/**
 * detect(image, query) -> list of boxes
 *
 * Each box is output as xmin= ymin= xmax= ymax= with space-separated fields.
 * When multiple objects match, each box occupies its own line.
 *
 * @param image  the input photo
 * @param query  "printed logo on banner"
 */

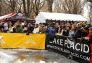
xmin=45 ymin=35 xmax=90 ymax=62
xmin=46 ymin=36 xmax=64 ymax=52
xmin=65 ymin=38 xmax=90 ymax=61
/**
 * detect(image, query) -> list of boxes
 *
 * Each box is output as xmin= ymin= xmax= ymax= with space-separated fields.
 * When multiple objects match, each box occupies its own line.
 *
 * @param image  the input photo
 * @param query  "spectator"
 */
xmin=26 ymin=23 xmax=34 ymax=35
xmin=0 ymin=22 xmax=3 ymax=32
xmin=55 ymin=23 xmax=60 ymax=33
xmin=81 ymin=26 xmax=89 ymax=37
xmin=69 ymin=25 xmax=75 ymax=37
xmin=62 ymin=26 xmax=69 ymax=36
xmin=46 ymin=24 xmax=56 ymax=40
xmin=8 ymin=21 xmax=13 ymax=33
xmin=39 ymin=24 xmax=47 ymax=33
xmin=3 ymin=22 xmax=9 ymax=32
xmin=84 ymin=27 xmax=92 ymax=63
xmin=84 ymin=27 xmax=92 ymax=40
xmin=74 ymin=26 xmax=82 ymax=38
xmin=57 ymin=25 xmax=65 ymax=36
xmin=33 ymin=24 xmax=39 ymax=33
xmin=16 ymin=25 xmax=23 ymax=33
xmin=42 ymin=25 xmax=47 ymax=33
xmin=23 ymin=26 xmax=27 ymax=33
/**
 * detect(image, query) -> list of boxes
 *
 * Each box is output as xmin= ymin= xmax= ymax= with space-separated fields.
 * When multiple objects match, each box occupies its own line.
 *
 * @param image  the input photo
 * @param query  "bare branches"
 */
xmin=62 ymin=0 xmax=81 ymax=14
xmin=32 ymin=0 xmax=46 ymax=16
xmin=0 ymin=0 xmax=83 ymax=18
xmin=46 ymin=0 xmax=54 ymax=12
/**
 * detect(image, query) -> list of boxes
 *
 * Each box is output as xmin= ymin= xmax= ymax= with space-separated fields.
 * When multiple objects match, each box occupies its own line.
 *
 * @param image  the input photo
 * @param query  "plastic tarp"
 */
xmin=0 ymin=13 xmax=16 ymax=20
xmin=35 ymin=12 xmax=88 ymax=23
xmin=9 ymin=13 xmax=31 ymax=20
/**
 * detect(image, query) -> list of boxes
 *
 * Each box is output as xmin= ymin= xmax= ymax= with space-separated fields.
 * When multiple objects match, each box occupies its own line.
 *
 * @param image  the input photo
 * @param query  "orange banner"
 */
xmin=0 ymin=33 xmax=46 ymax=49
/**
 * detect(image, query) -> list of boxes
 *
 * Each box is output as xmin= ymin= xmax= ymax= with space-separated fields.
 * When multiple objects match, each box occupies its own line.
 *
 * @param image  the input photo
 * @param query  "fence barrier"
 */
xmin=0 ymin=33 xmax=46 ymax=49
xmin=45 ymin=35 xmax=90 ymax=62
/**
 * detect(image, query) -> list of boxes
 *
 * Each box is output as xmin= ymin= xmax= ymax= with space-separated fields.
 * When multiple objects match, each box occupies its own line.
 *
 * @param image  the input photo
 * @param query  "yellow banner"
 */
xmin=0 ymin=33 xmax=46 ymax=49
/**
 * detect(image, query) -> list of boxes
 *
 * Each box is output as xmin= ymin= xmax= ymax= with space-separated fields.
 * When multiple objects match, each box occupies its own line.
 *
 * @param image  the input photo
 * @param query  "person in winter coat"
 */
xmin=88 ymin=27 xmax=92 ymax=63
xmin=46 ymin=25 xmax=56 ymax=41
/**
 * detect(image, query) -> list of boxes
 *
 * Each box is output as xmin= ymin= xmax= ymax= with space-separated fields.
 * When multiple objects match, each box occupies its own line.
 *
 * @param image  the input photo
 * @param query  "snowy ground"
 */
xmin=0 ymin=49 xmax=78 ymax=63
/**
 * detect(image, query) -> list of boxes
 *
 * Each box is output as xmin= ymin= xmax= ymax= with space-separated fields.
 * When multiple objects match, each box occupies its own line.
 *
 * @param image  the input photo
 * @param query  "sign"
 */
xmin=0 ymin=33 xmax=46 ymax=49
xmin=45 ymin=35 xmax=90 ymax=62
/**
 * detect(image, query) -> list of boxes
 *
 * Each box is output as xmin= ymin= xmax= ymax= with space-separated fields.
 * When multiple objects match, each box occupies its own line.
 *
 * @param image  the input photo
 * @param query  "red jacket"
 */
xmin=86 ymin=34 xmax=92 ymax=63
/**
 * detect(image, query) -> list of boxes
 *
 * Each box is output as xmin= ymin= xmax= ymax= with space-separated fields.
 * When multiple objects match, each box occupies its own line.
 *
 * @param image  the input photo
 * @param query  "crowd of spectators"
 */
xmin=41 ymin=21 xmax=91 ymax=38
xmin=0 ymin=20 xmax=92 ymax=38
xmin=0 ymin=20 xmax=34 ymax=33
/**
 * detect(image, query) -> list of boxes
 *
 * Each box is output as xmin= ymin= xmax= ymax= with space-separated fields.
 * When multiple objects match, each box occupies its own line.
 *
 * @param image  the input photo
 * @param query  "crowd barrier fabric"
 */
xmin=45 ymin=35 xmax=90 ymax=62
xmin=0 ymin=33 xmax=90 ymax=62
xmin=0 ymin=33 xmax=46 ymax=49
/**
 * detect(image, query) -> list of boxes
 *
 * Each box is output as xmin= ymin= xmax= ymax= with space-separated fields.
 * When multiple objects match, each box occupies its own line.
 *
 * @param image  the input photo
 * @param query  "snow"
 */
xmin=0 ymin=51 xmax=17 ymax=63
xmin=0 ymin=49 xmax=78 ymax=63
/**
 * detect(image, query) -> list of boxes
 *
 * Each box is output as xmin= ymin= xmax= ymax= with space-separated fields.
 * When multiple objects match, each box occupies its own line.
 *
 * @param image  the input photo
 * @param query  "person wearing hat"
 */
xmin=81 ymin=26 xmax=89 ymax=37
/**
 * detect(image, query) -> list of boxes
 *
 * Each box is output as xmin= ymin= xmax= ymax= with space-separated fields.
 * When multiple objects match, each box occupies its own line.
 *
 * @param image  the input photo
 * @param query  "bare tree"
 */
xmin=0 ymin=0 xmax=2 ymax=16
xmin=86 ymin=0 xmax=92 ymax=24
xmin=9 ymin=0 xmax=16 ymax=12
xmin=3 ymin=0 xmax=17 ymax=12
xmin=22 ymin=0 xmax=45 ymax=17
xmin=26 ymin=0 xmax=31 ymax=17
xmin=46 ymin=0 xmax=53 ymax=12
xmin=0 ymin=0 xmax=11 ymax=14
xmin=14 ymin=0 xmax=22 ymax=12
xmin=62 ymin=0 xmax=82 ymax=14
xmin=22 ymin=0 xmax=27 ymax=16
xmin=32 ymin=0 xmax=45 ymax=16
xmin=52 ymin=0 xmax=62 ymax=12
xmin=0 ymin=0 xmax=46 ymax=18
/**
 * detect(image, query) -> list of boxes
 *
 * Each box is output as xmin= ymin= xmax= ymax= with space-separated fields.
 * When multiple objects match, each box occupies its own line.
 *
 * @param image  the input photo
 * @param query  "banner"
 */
xmin=0 ymin=33 xmax=46 ymax=49
xmin=45 ymin=35 xmax=90 ymax=62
